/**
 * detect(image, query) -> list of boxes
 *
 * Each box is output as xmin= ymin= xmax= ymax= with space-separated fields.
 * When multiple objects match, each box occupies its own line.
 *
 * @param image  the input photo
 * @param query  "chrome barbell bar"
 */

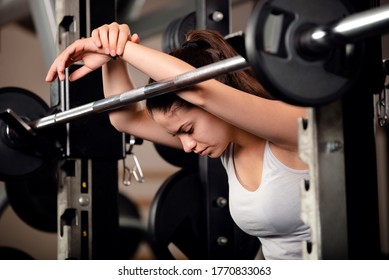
xmin=30 ymin=56 xmax=249 ymax=130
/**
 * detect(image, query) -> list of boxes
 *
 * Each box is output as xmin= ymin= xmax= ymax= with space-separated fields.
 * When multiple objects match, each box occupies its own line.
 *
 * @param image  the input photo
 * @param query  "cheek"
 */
xmin=197 ymin=116 xmax=230 ymax=142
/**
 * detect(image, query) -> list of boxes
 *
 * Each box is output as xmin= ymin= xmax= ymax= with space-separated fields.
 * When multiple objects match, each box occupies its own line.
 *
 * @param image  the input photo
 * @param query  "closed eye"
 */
xmin=169 ymin=123 xmax=193 ymax=137
xmin=183 ymin=127 xmax=193 ymax=134
xmin=168 ymin=128 xmax=192 ymax=137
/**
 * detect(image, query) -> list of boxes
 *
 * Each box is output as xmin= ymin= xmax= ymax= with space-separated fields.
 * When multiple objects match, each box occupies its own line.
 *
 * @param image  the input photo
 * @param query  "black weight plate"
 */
xmin=148 ymin=168 xmax=207 ymax=259
xmin=149 ymin=168 xmax=260 ymax=260
xmin=117 ymin=193 xmax=146 ymax=259
xmin=162 ymin=12 xmax=196 ymax=53
xmin=0 ymin=87 xmax=50 ymax=180
xmin=154 ymin=143 xmax=198 ymax=168
xmin=246 ymin=0 xmax=364 ymax=106
xmin=162 ymin=17 xmax=181 ymax=53
xmin=5 ymin=159 xmax=59 ymax=232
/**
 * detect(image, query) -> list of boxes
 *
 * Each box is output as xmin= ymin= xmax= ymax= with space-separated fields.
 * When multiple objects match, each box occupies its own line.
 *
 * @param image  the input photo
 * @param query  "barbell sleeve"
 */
xmin=30 ymin=55 xmax=249 ymax=130
xmin=299 ymin=4 xmax=389 ymax=56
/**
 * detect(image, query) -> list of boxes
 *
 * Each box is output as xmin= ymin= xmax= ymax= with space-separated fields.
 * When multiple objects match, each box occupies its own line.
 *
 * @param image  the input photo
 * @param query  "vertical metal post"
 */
xmin=299 ymin=101 xmax=349 ymax=259
xmin=196 ymin=0 xmax=260 ymax=259
xmin=54 ymin=0 xmax=123 ymax=259
xmin=196 ymin=0 xmax=232 ymax=260
xmin=58 ymin=159 xmax=93 ymax=259
xmin=55 ymin=0 xmax=85 ymax=260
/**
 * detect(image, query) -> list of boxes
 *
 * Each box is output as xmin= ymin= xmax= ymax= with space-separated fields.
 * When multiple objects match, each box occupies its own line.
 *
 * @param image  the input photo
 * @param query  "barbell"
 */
xmin=1 ymin=0 xmax=389 ymax=180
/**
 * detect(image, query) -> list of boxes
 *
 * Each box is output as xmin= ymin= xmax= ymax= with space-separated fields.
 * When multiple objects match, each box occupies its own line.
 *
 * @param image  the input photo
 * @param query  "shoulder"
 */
xmin=268 ymin=142 xmax=308 ymax=170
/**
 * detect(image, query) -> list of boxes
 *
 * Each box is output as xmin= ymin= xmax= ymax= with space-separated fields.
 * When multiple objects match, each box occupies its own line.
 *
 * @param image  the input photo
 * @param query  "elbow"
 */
xmin=179 ymin=85 xmax=207 ymax=108
xmin=108 ymin=112 xmax=128 ymax=133
xmin=107 ymin=105 xmax=145 ymax=134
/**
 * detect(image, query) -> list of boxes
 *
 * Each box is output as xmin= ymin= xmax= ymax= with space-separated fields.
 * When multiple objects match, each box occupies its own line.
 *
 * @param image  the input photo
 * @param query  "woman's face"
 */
xmin=152 ymin=105 xmax=233 ymax=158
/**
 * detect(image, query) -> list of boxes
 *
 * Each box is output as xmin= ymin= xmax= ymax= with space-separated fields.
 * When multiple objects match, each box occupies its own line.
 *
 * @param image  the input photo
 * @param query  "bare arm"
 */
xmin=101 ymin=58 xmax=183 ymax=149
xmin=92 ymin=23 xmax=306 ymax=149
xmin=183 ymin=81 xmax=307 ymax=150
xmin=117 ymin=40 xmax=307 ymax=150
xmin=44 ymin=27 xmax=183 ymax=149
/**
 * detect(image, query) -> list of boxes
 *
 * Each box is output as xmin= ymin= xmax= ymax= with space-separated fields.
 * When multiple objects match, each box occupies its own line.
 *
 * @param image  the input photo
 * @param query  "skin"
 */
xmin=152 ymin=104 xmax=235 ymax=158
xmin=45 ymin=22 xmax=308 ymax=191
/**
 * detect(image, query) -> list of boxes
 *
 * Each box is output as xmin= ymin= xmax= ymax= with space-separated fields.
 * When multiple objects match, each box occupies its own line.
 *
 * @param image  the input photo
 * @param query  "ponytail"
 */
xmin=184 ymin=29 xmax=273 ymax=99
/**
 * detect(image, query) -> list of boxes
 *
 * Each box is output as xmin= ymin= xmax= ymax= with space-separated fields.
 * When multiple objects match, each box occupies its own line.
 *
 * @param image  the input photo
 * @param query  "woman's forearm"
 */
xmin=120 ymin=41 xmax=196 ymax=83
xmin=102 ymin=59 xmax=134 ymax=97
xmin=102 ymin=57 xmax=143 ymax=132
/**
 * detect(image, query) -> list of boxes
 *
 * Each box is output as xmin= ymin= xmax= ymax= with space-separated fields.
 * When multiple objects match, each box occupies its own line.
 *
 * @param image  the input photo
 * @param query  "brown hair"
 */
xmin=146 ymin=29 xmax=272 ymax=115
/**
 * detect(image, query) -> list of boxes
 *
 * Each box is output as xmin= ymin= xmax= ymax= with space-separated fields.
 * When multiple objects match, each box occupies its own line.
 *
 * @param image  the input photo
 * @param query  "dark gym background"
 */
xmin=0 ymin=0 xmax=388 ymax=259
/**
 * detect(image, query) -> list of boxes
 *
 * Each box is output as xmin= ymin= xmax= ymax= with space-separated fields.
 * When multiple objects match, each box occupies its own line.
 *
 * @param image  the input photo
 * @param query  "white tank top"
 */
xmin=221 ymin=141 xmax=311 ymax=260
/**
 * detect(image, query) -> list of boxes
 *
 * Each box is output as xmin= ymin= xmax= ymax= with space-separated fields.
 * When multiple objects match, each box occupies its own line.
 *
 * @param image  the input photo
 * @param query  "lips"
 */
xmin=199 ymin=148 xmax=208 ymax=157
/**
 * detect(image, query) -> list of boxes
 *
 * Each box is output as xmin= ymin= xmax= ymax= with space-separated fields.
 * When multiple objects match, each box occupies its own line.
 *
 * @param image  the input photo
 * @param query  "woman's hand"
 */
xmin=45 ymin=37 xmax=111 ymax=82
xmin=91 ymin=22 xmax=140 ymax=57
xmin=45 ymin=22 xmax=139 ymax=83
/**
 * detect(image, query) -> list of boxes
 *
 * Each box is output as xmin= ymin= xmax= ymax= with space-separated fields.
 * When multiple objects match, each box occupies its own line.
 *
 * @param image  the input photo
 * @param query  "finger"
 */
xmin=98 ymin=24 xmax=110 ymax=55
xmin=68 ymin=66 xmax=93 ymax=82
xmin=108 ymin=23 xmax=120 ymax=57
xmin=56 ymin=44 xmax=81 ymax=80
xmin=56 ymin=57 xmax=70 ymax=81
xmin=91 ymin=28 xmax=102 ymax=48
xmin=45 ymin=55 xmax=63 ymax=82
xmin=45 ymin=61 xmax=59 ymax=82
xmin=117 ymin=25 xmax=130 ymax=55
xmin=131 ymin=33 xmax=141 ymax=44
xmin=50 ymin=55 xmax=69 ymax=81
xmin=46 ymin=47 xmax=73 ymax=82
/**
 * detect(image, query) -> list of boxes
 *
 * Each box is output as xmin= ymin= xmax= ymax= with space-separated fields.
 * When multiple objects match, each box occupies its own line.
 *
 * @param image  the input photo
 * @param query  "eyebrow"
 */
xmin=169 ymin=123 xmax=188 ymax=136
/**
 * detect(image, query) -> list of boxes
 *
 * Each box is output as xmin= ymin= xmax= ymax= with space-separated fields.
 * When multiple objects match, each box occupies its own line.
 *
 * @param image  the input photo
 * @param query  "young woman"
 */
xmin=45 ymin=23 xmax=311 ymax=259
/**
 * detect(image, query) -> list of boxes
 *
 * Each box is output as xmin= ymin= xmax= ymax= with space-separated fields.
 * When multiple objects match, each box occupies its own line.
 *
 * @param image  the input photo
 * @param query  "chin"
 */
xmin=208 ymin=151 xmax=221 ymax=158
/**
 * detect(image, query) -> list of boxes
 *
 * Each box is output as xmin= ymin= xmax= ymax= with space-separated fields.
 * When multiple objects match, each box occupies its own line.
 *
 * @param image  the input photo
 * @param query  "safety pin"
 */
xmin=122 ymin=155 xmax=144 ymax=186
xmin=122 ymin=159 xmax=132 ymax=187
xmin=122 ymin=135 xmax=145 ymax=186
xmin=130 ymin=153 xmax=144 ymax=183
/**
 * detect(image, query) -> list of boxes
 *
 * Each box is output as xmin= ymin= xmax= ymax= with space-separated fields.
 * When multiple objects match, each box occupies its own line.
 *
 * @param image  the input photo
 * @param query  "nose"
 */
xmin=180 ymin=135 xmax=196 ymax=153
